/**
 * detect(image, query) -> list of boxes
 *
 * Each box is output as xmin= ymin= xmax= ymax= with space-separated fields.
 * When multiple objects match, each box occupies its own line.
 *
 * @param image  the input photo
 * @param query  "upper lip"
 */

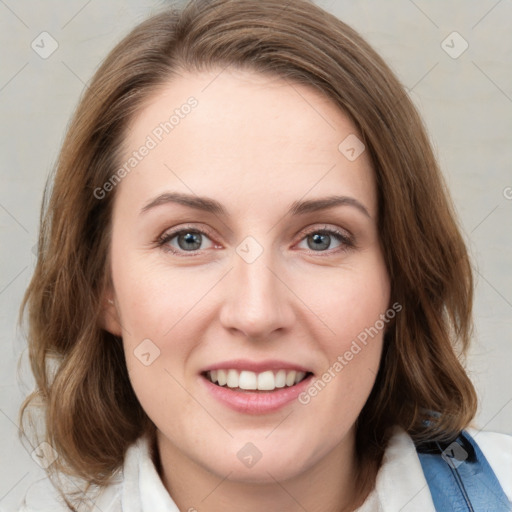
xmin=201 ymin=359 xmax=313 ymax=374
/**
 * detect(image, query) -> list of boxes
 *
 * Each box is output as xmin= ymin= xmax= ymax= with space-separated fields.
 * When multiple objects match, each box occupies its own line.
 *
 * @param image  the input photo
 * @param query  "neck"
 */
xmin=154 ymin=428 xmax=375 ymax=512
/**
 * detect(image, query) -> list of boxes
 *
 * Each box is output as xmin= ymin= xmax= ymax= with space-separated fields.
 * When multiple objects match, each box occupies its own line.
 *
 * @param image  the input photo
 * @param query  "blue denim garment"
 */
xmin=417 ymin=430 xmax=511 ymax=511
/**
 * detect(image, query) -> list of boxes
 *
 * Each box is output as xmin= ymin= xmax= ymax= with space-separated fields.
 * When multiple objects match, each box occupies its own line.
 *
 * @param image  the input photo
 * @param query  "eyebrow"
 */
xmin=140 ymin=192 xmax=371 ymax=219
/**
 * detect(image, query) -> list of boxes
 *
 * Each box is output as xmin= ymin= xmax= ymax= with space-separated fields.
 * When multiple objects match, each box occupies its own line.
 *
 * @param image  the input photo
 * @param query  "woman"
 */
xmin=18 ymin=0 xmax=512 ymax=510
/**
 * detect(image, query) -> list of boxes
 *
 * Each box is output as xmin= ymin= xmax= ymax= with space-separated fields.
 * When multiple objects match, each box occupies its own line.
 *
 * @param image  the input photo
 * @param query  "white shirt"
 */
xmin=18 ymin=427 xmax=512 ymax=512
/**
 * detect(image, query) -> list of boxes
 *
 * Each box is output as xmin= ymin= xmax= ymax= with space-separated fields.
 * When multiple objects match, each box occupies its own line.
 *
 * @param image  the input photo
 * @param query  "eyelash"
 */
xmin=156 ymin=224 xmax=355 ymax=257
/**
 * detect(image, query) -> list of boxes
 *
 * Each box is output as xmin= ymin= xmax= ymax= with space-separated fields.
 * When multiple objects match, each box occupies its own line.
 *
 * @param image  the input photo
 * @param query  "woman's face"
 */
xmin=105 ymin=69 xmax=390 ymax=483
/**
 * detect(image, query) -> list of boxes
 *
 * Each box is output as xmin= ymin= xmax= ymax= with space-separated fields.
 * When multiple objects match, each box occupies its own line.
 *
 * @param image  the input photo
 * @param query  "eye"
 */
xmin=156 ymin=225 xmax=353 ymax=256
xmin=296 ymin=227 xmax=353 ymax=253
xmin=158 ymin=227 xmax=217 ymax=254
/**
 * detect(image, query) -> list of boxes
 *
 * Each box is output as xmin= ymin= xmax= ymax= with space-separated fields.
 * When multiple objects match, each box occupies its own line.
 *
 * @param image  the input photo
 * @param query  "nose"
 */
xmin=218 ymin=247 xmax=296 ymax=341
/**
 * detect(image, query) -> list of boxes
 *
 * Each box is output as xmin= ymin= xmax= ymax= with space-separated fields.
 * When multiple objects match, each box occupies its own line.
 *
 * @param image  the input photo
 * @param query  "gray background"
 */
xmin=1 ymin=0 xmax=511 ymax=509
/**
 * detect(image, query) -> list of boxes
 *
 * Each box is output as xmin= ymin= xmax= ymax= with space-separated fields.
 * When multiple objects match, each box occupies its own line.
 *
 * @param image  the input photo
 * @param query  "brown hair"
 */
xmin=19 ymin=0 xmax=477 ymax=505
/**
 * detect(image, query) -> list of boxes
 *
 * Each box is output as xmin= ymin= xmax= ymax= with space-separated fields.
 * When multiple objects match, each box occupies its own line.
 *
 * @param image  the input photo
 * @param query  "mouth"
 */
xmin=199 ymin=362 xmax=315 ymax=414
xmin=202 ymin=368 xmax=313 ymax=392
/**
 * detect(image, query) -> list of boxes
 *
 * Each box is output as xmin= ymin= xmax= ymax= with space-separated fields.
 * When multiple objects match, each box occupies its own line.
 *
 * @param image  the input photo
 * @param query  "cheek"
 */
xmin=300 ymin=257 xmax=390 ymax=351
xmin=295 ymin=257 xmax=390 ymax=406
xmin=112 ymin=253 xmax=211 ymax=342
xmin=112 ymin=254 xmax=216 ymax=412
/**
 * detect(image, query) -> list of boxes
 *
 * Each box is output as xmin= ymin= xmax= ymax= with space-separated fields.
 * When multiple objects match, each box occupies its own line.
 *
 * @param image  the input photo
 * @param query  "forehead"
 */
xmin=116 ymin=68 xmax=376 ymax=218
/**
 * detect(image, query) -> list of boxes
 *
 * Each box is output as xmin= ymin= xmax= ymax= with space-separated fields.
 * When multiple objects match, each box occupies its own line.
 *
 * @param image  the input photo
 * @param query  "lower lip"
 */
xmin=200 ymin=373 xmax=314 ymax=414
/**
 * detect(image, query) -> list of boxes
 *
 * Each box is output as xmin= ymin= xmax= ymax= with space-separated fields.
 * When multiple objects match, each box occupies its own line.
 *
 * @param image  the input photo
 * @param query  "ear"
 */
xmin=99 ymin=291 xmax=123 ymax=337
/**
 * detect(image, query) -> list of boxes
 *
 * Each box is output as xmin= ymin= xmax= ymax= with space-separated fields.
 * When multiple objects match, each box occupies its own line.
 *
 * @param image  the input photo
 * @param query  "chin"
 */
xmin=197 ymin=437 xmax=317 ymax=484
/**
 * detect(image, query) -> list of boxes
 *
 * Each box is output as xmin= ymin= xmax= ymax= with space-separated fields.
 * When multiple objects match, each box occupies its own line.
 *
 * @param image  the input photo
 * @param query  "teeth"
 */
xmin=217 ymin=369 xmax=227 ymax=386
xmin=285 ymin=370 xmax=296 ymax=386
xmin=275 ymin=370 xmax=286 ymax=388
xmin=206 ymin=369 xmax=309 ymax=391
xmin=227 ymin=369 xmax=238 ymax=388
xmin=239 ymin=370 xmax=257 ymax=390
xmin=257 ymin=371 xmax=275 ymax=391
xmin=295 ymin=371 xmax=306 ymax=384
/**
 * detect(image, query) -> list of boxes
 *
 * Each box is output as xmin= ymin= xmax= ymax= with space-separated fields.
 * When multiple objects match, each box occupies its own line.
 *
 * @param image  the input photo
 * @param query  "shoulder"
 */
xmin=370 ymin=426 xmax=437 ymax=511
xmin=369 ymin=426 xmax=512 ymax=511
xmin=17 ymin=434 xmax=156 ymax=512
xmin=466 ymin=427 xmax=512 ymax=503
xmin=17 ymin=476 xmax=69 ymax=512
xmin=17 ymin=468 xmax=123 ymax=512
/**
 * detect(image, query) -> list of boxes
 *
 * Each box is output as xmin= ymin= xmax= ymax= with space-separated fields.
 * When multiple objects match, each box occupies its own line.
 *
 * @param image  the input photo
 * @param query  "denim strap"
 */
xmin=416 ymin=430 xmax=511 ymax=511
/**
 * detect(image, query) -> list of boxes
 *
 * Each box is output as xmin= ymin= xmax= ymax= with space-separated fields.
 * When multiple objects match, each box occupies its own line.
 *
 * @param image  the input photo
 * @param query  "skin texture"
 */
xmin=103 ymin=69 xmax=390 ymax=512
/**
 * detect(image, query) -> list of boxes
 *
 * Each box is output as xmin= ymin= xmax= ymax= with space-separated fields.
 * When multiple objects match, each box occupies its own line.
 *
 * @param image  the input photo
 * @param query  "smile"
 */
xmin=204 ymin=369 xmax=310 ymax=391
xmin=200 ymin=361 xmax=315 ymax=414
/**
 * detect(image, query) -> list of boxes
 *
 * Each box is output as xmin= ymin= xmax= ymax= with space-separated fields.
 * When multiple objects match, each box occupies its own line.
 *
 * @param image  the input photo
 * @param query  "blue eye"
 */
xmin=176 ymin=232 xmax=203 ymax=251
xmin=160 ymin=229 xmax=215 ymax=253
xmin=157 ymin=225 xmax=353 ymax=256
xmin=307 ymin=232 xmax=334 ymax=251
xmin=297 ymin=229 xmax=352 ymax=252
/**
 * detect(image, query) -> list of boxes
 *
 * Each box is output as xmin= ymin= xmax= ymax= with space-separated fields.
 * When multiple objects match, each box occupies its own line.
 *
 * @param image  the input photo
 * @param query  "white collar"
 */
xmin=21 ymin=426 xmax=512 ymax=511
xmin=360 ymin=425 xmax=436 ymax=511
xmin=91 ymin=426 xmax=436 ymax=512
